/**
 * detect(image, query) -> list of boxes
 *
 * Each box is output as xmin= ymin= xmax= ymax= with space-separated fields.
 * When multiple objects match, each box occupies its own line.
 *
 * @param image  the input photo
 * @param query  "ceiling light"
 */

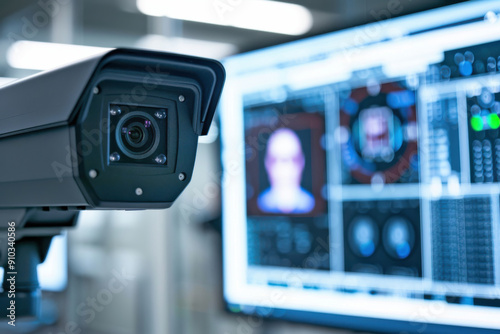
xmin=136 ymin=0 xmax=313 ymax=36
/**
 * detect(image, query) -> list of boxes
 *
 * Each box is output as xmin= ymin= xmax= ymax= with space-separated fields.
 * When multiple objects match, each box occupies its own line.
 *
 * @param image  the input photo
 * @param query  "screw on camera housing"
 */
xmin=89 ymin=169 xmax=98 ymax=179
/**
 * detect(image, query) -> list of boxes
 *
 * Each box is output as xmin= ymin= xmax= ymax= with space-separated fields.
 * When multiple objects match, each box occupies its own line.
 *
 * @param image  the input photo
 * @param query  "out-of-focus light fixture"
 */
xmin=6 ymin=41 xmax=111 ymax=71
xmin=136 ymin=34 xmax=237 ymax=59
xmin=136 ymin=0 xmax=313 ymax=36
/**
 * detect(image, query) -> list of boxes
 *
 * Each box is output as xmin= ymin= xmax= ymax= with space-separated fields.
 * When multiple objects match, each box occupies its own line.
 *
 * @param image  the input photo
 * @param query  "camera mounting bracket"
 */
xmin=0 ymin=209 xmax=79 ymax=321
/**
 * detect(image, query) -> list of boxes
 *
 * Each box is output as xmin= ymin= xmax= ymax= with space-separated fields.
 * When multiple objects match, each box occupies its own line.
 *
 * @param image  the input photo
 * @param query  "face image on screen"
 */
xmin=258 ymin=128 xmax=315 ymax=214
xmin=243 ymin=99 xmax=329 ymax=269
xmin=220 ymin=3 xmax=500 ymax=334
xmin=244 ymin=105 xmax=326 ymax=217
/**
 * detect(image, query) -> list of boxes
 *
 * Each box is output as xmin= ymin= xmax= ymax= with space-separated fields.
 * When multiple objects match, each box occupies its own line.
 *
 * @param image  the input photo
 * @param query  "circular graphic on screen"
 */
xmin=348 ymin=216 xmax=379 ymax=258
xmin=340 ymin=82 xmax=418 ymax=184
xmin=382 ymin=217 xmax=415 ymax=260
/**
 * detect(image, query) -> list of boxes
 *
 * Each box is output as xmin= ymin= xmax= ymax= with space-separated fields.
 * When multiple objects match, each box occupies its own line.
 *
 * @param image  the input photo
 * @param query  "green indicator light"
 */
xmin=470 ymin=116 xmax=484 ymax=132
xmin=487 ymin=113 xmax=500 ymax=130
xmin=229 ymin=305 xmax=242 ymax=313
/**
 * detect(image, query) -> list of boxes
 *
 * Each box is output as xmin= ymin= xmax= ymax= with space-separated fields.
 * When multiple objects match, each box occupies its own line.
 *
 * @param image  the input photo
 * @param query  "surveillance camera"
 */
xmin=0 ymin=49 xmax=225 ymax=320
xmin=0 ymin=48 xmax=225 ymax=210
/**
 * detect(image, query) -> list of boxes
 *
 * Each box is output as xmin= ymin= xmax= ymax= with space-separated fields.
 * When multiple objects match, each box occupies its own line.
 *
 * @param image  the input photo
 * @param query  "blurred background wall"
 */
xmin=0 ymin=1 xmax=465 ymax=333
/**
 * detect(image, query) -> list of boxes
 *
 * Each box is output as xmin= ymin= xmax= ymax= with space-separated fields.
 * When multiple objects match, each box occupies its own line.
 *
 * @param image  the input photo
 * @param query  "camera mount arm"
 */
xmin=0 ymin=209 xmax=79 ymax=321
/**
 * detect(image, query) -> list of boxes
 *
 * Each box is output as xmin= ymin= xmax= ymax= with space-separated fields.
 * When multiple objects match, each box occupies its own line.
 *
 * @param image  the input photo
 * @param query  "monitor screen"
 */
xmin=220 ymin=2 xmax=500 ymax=333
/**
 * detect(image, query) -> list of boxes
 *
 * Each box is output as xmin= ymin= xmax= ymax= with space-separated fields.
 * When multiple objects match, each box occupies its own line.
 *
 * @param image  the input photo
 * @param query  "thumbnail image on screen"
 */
xmin=340 ymin=81 xmax=419 ymax=185
xmin=244 ymin=93 xmax=329 ymax=270
xmin=245 ymin=98 xmax=326 ymax=216
xmin=221 ymin=2 xmax=500 ymax=334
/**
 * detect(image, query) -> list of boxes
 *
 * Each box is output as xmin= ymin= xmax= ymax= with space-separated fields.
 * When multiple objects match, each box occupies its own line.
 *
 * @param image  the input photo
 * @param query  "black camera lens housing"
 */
xmin=116 ymin=111 xmax=160 ymax=159
xmin=108 ymin=104 xmax=168 ymax=166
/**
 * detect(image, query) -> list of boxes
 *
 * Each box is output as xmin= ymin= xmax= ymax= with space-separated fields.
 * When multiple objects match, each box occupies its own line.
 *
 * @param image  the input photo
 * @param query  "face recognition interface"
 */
xmin=220 ymin=2 xmax=500 ymax=333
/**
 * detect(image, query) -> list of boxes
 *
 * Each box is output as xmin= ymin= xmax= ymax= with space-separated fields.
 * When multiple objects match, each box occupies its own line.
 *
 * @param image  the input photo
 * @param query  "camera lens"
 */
xmin=116 ymin=111 xmax=161 ymax=159
xmin=125 ymin=122 xmax=148 ymax=148
xmin=128 ymin=127 xmax=143 ymax=143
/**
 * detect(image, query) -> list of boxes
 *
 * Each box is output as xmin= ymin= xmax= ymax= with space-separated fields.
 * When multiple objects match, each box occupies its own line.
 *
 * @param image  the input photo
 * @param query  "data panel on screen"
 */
xmin=221 ymin=2 xmax=500 ymax=333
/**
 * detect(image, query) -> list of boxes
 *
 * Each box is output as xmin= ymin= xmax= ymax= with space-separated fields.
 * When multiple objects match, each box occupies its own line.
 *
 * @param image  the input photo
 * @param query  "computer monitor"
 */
xmin=220 ymin=2 xmax=500 ymax=333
